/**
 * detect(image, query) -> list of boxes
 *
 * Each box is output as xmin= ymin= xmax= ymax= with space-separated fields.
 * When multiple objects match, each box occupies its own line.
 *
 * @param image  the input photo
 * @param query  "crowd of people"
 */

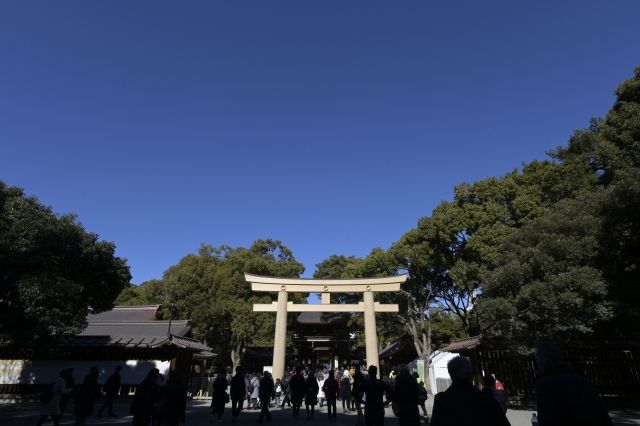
xmin=208 ymin=363 xmax=432 ymax=425
xmin=35 ymin=365 xmax=188 ymax=426
xmin=35 ymin=341 xmax=613 ymax=426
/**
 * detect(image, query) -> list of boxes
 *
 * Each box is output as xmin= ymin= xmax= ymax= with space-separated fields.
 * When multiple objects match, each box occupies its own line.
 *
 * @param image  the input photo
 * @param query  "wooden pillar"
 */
xmin=272 ymin=290 xmax=288 ymax=380
xmin=363 ymin=290 xmax=379 ymax=369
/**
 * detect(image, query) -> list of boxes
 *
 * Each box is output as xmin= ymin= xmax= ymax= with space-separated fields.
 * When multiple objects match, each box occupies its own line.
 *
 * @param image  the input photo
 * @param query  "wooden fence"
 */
xmin=476 ymin=343 xmax=640 ymax=405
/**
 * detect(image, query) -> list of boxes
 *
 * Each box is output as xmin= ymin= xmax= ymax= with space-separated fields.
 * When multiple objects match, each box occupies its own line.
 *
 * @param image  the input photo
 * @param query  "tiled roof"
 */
xmin=88 ymin=305 xmax=161 ymax=322
xmin=296 ymin=312 xmax=345 ymax=325
xmin=73 ymin=305 xmax=211 ymax=353
xmin=441 ymin=335 xmax=482 ymax=352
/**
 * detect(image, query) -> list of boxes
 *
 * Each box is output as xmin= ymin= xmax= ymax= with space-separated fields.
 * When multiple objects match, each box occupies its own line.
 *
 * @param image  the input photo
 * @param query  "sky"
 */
xmin=1 ymin=1 xmax=639 ymax=285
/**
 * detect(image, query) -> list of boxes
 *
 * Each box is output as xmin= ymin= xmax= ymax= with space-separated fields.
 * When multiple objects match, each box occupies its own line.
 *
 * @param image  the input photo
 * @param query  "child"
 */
xmin=275 ymin=378 xmax=282 ymax=406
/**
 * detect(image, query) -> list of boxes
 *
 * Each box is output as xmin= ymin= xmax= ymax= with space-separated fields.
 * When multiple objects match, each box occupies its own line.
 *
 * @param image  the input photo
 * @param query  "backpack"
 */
xmin=417 ymin=382 xmax=428 ymax=403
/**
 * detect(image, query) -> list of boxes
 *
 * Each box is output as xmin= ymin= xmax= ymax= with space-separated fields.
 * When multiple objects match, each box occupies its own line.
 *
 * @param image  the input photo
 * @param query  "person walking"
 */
xmin=36 ymin=370 xmax=71 ymax=426
xmin=290 ymin=367 xmax=306 ymax=417
xmin=274 ymin=378 xmax=282 ymax=406
xmin=340 ymin=370 xmax=352 ymax=413
xmin=211 ymin=371 xmax=229 ymax=422
xmin=481 ymin=374 xmax=507 ymax=414
xmin=258 ymin=371 xmax=275 ymax=423
xmin=430 ymin=356 xmax=510 ymax=426
xmin=352 ymin=369 xmax=365 ymax=426
xmin=412 ymin=372 xmax=429 ymax=420
xmin=392 ymin=365 xmax=420 ymax=426
xmin=305 ymin=371 xmax=320 ymax=419
xmin=73 ymin=366 xmax=100 ymax=426
xmin=322 ymin=370 xmax=339 ymax=420
xmin=156 ymin=375 xmax=187 ymax=426
xmin=360 ymin=366 xmax=393 ymax=426
xmin=230 ymin=367 xmax=246 ymax=423
xmin=97 ymin=365 xmax=121 ymax=418
xmin=280 ymin=372 xmax=292 ymax=408
xmin=249 ymin=374 xmax=260 ymax=410
xmin=59 ymin=368 xmax=75 ymax=418
xmin=130 ymin=368 xmax=162 ymax=426
xmin=317 ymin=373 xmax=326 ymax=408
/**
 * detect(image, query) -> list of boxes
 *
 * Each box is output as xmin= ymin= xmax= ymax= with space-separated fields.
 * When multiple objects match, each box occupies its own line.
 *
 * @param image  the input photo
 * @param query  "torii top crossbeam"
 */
xmin=246 ymin=273 xmax=406 ymax=293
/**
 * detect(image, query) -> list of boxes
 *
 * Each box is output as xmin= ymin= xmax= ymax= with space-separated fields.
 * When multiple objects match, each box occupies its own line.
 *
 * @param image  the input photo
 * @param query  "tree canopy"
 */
xmin=0 ymin=182 xmax=131 ymax=345
xmin=117 ymin=239 xmax=305 ymax=369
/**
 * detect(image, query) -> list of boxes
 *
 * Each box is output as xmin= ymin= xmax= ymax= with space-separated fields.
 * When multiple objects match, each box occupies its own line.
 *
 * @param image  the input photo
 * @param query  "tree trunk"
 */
xmin=230 ymin=340 xmax=244 ymax=373
xmin=423 ymin=313 xmax=432 ymax=394
xmin=408 ymin=315 xmax=432 ymax=394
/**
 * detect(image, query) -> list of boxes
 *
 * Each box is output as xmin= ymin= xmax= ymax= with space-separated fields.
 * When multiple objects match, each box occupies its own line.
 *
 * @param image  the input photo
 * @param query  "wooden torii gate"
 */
xmin=245 ymin=273 xmax=406 ymax=380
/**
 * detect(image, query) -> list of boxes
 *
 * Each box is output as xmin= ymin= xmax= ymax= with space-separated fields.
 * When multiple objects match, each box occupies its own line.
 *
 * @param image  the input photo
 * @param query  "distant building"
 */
xmin=0 ymin=305 xmax=212 ymax=398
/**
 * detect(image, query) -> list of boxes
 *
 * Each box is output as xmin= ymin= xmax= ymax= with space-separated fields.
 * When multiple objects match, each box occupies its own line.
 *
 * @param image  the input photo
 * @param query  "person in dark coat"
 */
xmin=360 ymin=365 xmax=393 ymax=426
xmin=289 ymin=367 xmax=306 ymax=417
xmin=130 ymin=368 xmax=161 ymax=426
xmin=257 ymin=371 xmax=275 ymax=423
xmin=412 ymin=372 xmax=429 ymax=419
xmin=352 ymin=369 xmax=365 ymax=426
xmin=322 ymin=370 xmax=339 ymax=420
xmin=304 ymin=371 xmax=320 ymax=419
xmin=59 ymin=368 xmax=75 ymax=418
xmin=230 ymin=366 xmax=246 ymax=423
xmin=73 ymin=366 xmax=100 ymax=426
xmin=97 ymin=365 xmax=122 ymax=418
xmin=156 ymin=375 xmax=187 ymax=426
xmin=392 ymin=365 xmax=420 ymax=426
xmin=535 ymin=342 xmax=612 ymax=426
xmin=211 ymin=372 xmax=229 ymax=421
xmin=339 ymin=370 xmax=352 ymax=413
xmin=430 ymin=356 xmax=510 ymax=426
xmin=280 ymin=372 xmax=292 ymax=408
xmin=481 ymin=374 xmax=507 ymax=414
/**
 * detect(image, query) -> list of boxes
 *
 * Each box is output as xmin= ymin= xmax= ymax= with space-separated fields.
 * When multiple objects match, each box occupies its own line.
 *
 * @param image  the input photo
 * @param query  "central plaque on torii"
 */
xmin=245 ymin=273 xmax=406 ymax=380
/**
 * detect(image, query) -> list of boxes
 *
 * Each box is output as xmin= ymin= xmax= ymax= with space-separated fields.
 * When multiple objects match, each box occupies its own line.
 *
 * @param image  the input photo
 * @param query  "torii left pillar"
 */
xmin=272 ymin=289 xmax=288 ymax=380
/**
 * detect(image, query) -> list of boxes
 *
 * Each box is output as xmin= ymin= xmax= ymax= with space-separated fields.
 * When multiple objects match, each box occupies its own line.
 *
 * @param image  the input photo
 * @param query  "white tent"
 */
xmin=429 ymin=350 xmax=457 ymax=394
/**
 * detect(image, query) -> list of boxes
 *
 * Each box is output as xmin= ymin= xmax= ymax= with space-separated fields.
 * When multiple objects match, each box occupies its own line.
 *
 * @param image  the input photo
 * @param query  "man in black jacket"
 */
xmin=230 ymin=366 xmax=246 ymax=423
xmin=97 ymin=365 xmax=121 ymax=418
xmin=430 ymin=357 xmax=510 ymax=426
xmin=289 ymin=367 xmax=306 ymax=418
xmin=360 ymin=365 xmax=393 ymax=426
xmin=257 ymin=371 xmax=275 ymax=423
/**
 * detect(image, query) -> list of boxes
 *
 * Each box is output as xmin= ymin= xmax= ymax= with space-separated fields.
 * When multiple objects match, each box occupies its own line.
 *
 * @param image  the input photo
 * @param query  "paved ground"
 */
xmin=1 ymin=398 xmax=638 ymax=426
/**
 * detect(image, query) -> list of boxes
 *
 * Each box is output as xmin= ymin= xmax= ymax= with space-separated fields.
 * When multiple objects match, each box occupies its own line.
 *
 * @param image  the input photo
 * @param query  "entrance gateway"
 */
xmin=245 ymin=273 xmax=407 ymax=380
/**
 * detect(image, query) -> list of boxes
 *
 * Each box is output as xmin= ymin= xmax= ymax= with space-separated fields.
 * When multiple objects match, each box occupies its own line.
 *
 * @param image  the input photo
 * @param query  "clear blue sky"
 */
xmin=1 ymin=1 xmax=638 ymax=284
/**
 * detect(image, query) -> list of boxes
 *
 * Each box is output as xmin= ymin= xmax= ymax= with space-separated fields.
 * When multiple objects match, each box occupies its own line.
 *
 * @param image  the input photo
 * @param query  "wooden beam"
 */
xmin=245 ymin=273 xmax=407 ymax=286
xmin=251 ymin=283 xmax=401 ymax=293
xmin=253 ymin=302 xmax=399 ymax=313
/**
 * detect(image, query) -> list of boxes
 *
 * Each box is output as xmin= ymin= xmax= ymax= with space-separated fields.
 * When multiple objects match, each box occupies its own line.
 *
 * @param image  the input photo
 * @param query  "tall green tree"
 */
xmin=0 ymin=182 xmax=131 ymax=345
xmin=478 ymin=67 xmax=640 ymax=341
xmin=116 ymin=279 xmax=166 ymax=305
xmin=122 ymin=239 xmax=305 ymax=370
xmin=476 ymin=192 xmax=612 ymax=342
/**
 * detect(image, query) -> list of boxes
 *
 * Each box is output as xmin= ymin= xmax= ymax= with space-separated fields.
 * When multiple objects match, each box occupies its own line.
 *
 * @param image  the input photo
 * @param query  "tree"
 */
xmin=143 ymin=239 xmax=305 ymax=371
xmin=597 ymin=170 xmax=640 ymax=336
xmin=476 ymin=191 xmax=613 ymax=342
xmin=313 ymin=250 xmax=404 ymax=349
xmin=0 ymin=182 xmax=131 ymax=345
xmin=553 ymin=67 xmax=640 ymax=185
xmin=116 ymin=279 xmax=166 ymax=305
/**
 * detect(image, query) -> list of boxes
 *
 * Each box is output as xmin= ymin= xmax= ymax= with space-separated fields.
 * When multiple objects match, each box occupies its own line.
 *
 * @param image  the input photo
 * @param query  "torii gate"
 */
xmin=246 ymin=273 xmax=407 ymax=380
